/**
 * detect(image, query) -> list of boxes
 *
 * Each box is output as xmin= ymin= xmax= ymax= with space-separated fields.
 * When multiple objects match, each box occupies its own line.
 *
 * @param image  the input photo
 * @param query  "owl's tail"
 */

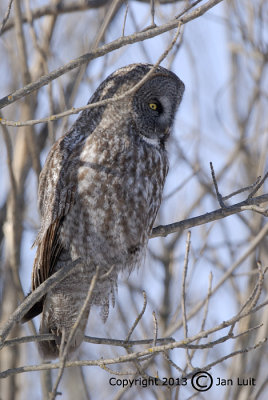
xmin=37 ymin=288 xmax=91 ymax=360
xmin=21 ymin=296 xmax=44 ymax=323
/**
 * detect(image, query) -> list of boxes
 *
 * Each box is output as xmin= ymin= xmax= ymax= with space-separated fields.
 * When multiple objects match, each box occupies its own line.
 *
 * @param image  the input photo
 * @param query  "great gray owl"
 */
xmin=22 ymin=63 xmax=185 ymax=359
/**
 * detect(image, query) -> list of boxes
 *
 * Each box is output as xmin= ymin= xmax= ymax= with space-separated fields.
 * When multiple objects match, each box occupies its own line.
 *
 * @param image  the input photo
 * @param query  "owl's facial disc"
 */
xmin=132 ymin=75 xmax=182 ymax=144
xmin=146 ymin=96 xmax=173 ymax=140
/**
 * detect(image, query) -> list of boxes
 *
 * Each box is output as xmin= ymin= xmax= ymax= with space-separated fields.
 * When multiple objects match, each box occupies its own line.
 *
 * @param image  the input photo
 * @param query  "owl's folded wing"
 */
xmin=22 ymin=139 xmax=79 ymax=322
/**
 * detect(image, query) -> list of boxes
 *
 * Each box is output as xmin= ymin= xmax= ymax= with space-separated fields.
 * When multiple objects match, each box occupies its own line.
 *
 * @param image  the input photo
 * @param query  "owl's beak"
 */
xmin=164 ymin=127 xmax=170 ymax=136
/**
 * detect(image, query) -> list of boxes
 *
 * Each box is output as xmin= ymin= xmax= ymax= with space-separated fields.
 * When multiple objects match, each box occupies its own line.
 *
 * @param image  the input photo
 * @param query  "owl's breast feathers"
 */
xmin=22 ymin=124 xmax=168 ymax=324
xmin=61 ymin=125 xmax=168 ymax=270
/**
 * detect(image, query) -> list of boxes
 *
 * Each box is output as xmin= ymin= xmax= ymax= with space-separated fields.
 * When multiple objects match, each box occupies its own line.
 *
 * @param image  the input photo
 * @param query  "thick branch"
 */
xmin=151 ymin=193 xmax=268 ymax=238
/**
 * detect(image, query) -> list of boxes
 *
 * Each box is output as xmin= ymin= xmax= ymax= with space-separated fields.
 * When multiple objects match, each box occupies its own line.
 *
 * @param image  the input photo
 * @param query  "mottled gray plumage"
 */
xmin=22 ymin=64 xmax=185 ymax=359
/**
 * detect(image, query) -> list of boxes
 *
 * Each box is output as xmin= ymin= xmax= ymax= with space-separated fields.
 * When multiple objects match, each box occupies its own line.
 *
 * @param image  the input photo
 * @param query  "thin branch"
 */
xmin=92 ymin=0 xmax=123 ymax=47
xmin=0 ymin=0 xmax=14 ymax=34
xmin=188 ymin=271 xmax=214 ymax=364
xmin=122 ymin=1 xmax=129 ymax=37
xmin=232 ymin=323 xmax=263 ymax=340
xmin=200 ymin=272 xmax=213 ymax=332
xmin=210 ymin=161 xmax=225 ymax=208
xmin=125 ymin=291 xmax=147 ymax=342
xmin=0 ymin=117 xmax=17 ymax=197
xmin=222 ymin=176 xmax=262 ymax=201
xmin=163 ymin=351 xmax=184 ymax=373
xmin=98 ymin=362 xmax=134 ymax=376
xmin=181 ymin=232 xmax=193 ymax=369
xmin=229 ymin=265 xmax=267 ymax=335
xmin=238 ymin=263 xmax=266 ymax=315
xmin=150 ymin=0 xmax=156 ymax=27
xmin=2 ymin=334 xmax=175 ymax=348
xmin=152 ymin=311 xmax=158 ymax=348
xmin=185 ymin=338 xmax=267 ymax=379
xmin=175 ymin=0 xmax=204 ymax=19
xmin=248 ymin=171 xmax=268 ymax=199
xmin=0 ymin=0 xmax=224 ymax=110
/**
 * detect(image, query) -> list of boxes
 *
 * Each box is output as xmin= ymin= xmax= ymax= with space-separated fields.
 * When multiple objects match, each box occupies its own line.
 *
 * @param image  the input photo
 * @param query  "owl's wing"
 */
xmin=22 ymin=137 xmax=79 ymax=322
xmin=21 ymin=217 xmax=65 ymax=322
xmin=33 ymin=136 xmax=79 ymax=289
xmin=31 ymin=217 xmax=64 ymax=291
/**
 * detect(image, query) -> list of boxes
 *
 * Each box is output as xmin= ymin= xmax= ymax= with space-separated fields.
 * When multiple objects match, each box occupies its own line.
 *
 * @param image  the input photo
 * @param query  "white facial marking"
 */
xmin=138 ymin=133 xmax=160 ymax=147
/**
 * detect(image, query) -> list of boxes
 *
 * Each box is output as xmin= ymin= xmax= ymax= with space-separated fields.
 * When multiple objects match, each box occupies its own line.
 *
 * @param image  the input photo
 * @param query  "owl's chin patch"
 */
xmin=138 ymin=132 xmax=160 ymax=147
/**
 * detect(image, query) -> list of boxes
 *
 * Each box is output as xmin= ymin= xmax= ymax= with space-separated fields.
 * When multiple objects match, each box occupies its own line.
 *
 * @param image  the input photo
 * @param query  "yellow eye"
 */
xmin=149 ymin=103 xmax=158 ymax=110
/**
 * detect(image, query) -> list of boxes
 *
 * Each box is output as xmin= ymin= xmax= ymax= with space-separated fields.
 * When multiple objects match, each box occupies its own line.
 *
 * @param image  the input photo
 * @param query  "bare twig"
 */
xmin=0 ymin=0 xmax=224 ymax=110
xmin=122 ymin=1 xmax=129 ymax=37
xmin=125 ymin=291 xmax=147 ymax=342
xmin=222 ymin=176 xmax=262 ymax=201
xmin=248 ymin=171 xmax=268 ymax=199
xmin=163 ymin=351 xmax=184 ymax=373
xmin=152 ymin=311 xmax=158 ymax=348
xmin=0 ymin=0 xmax=14 ymax=34
xmin=229 ymin=265 xmax=266 ymax=336
xmin=2 ymin=334 xmax=175 ymax=348
xmin=210 ymin=161 xmax=226 ymax=208
xmin=185 ymin=338 xmax=267 ymax=378
xmin=238 ymin=263 xmax=266 ymax=315
xmin=175 ymin=0 xmax=204 ymax=19
xmin=0 ymin=117 xmax=17 ymax=199
xmin=150 ymin=0 xmax=156 ymax=27
xmin=201 ymin=272 xmax=213 ymax=332
xmin=181 ymin=232 xmax=193 ymax=369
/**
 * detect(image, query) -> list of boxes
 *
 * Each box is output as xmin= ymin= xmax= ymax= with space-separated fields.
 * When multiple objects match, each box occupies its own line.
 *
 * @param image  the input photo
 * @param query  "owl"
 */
xmin=22 ymin=63 xmax=185 ymax=359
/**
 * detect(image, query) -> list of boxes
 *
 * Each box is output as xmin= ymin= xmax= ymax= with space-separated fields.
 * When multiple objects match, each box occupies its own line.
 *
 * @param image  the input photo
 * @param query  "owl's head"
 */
xmin=82 ymin=64 xmax=184 ymax=146
xmin=101 ymin=64 xmax=184 ymax=145
xmin=129 ymin=65 xmax=185 ymax=145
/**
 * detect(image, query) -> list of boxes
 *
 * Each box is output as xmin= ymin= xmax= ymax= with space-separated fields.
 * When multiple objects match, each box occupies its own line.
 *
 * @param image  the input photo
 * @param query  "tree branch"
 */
xmin=0 ymin=0 xmax=223 ymax=110
xmin=0 ymin=0 xmax=193 ymax=35
xmin=151 ymin=193 xmax=268 ymax=238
